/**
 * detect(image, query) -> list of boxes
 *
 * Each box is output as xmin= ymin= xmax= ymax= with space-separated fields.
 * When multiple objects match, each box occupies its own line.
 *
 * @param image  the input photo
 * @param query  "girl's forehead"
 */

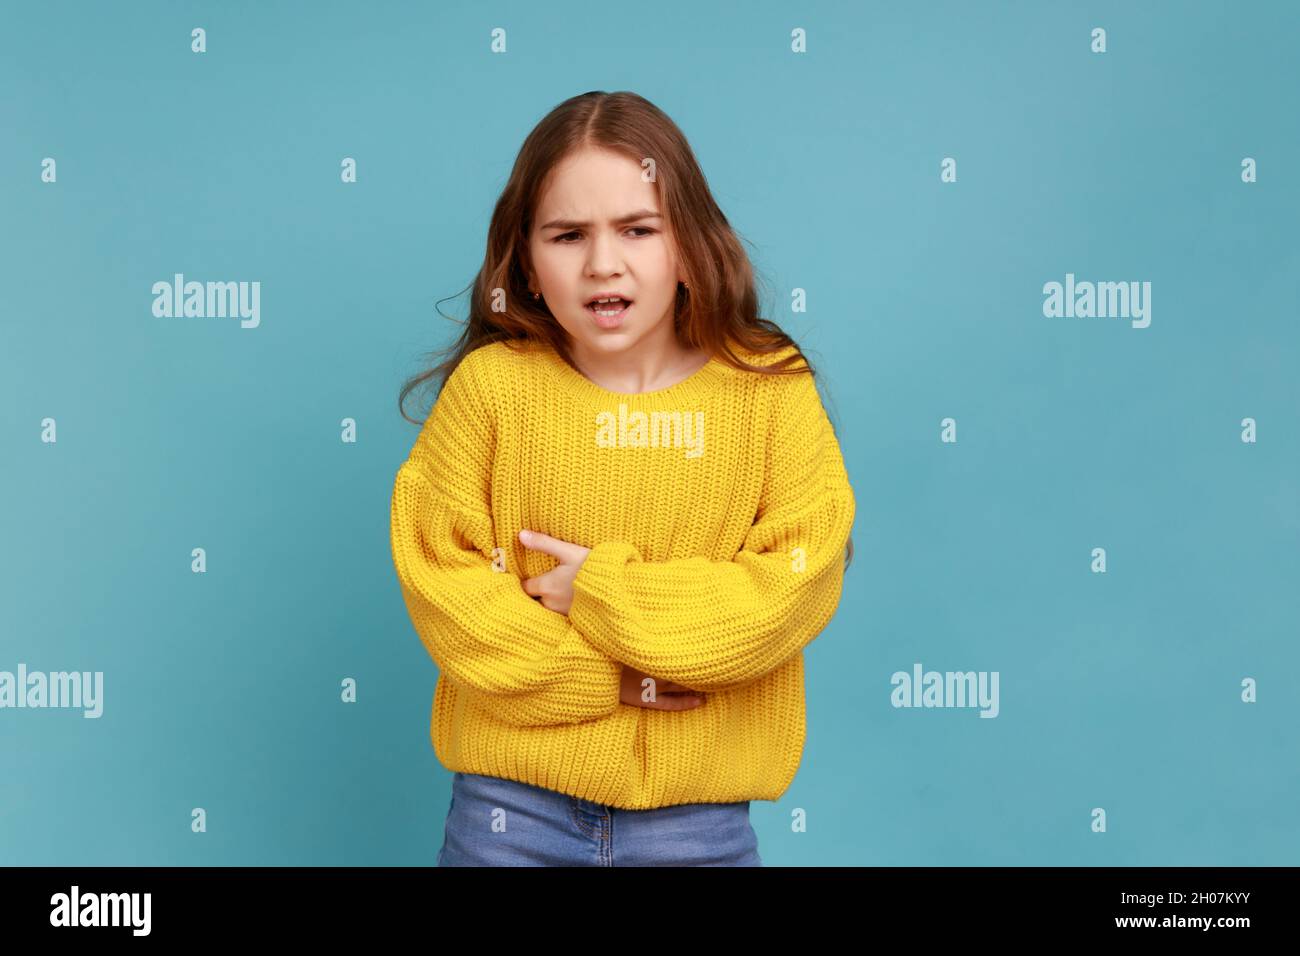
xmin=542 ymin=151 xmax=655 ymax=196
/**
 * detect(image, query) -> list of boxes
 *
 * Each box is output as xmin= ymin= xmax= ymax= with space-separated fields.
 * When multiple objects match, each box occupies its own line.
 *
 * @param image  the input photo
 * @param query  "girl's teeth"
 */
xmin=589 ymin=299 xmax=628 ymax=315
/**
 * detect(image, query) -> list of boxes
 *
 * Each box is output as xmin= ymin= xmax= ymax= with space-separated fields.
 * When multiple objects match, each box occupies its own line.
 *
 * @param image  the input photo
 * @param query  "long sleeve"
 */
xmin=390 ymin=356 xmax=623 ymax=727
xmin=568 ymin=366 xmax=856 ymax=693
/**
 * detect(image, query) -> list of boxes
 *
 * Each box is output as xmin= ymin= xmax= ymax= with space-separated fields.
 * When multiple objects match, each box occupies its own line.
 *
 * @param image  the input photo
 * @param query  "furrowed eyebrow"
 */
xmin=539 ymin=209 xmax=663 ymax=231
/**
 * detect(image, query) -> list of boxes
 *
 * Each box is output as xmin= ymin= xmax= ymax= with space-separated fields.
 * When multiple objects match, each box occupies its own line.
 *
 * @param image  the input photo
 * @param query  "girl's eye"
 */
xmin=553 ymin=227 xmax=655 ymax=243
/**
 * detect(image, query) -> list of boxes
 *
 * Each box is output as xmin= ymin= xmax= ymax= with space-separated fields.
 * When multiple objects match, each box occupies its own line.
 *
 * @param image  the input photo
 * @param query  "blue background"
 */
xmin=2 ymin=0 xmax=1296 ymax=866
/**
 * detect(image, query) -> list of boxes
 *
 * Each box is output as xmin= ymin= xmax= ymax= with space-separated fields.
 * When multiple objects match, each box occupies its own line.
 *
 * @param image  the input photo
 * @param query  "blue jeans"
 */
xmin=436 ymin=771 xmax=763 ymax=866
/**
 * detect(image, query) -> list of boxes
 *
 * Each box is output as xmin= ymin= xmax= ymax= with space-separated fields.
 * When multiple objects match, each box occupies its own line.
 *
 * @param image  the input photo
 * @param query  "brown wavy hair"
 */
xmin=398 ymin=90 xmax=852 ymax=569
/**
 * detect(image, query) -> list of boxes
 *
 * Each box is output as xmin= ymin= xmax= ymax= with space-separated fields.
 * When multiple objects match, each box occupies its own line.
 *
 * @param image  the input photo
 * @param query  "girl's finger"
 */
xmin=660 ymin=696 xmax=703 ymax=710
xmin=647 ymin=677 xmax=689 ymax=691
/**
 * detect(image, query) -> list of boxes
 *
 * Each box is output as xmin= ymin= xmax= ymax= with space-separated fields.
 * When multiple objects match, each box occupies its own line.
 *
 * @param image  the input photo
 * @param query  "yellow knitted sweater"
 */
xmin=389 ymin=337 xmax=856 ymax=810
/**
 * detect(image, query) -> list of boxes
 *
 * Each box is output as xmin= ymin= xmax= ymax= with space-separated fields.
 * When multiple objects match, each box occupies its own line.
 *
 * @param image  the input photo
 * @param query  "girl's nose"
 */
xmin=585 ymin=232 xmax=625 ymax=274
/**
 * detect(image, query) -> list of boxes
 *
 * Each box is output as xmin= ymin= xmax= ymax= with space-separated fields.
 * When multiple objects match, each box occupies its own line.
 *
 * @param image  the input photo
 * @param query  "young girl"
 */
xmin=390 ymin=90 xmax=856 ymax=867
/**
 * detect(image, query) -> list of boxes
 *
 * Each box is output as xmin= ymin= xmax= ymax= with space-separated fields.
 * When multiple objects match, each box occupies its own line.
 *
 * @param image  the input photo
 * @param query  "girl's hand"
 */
xmin=518 ymin=529 xmax=590 ymax=615
xmin=517 ymin=531 xmax=704 ymax=710
xmin=620 ymin=666 xmax=706 ymax=711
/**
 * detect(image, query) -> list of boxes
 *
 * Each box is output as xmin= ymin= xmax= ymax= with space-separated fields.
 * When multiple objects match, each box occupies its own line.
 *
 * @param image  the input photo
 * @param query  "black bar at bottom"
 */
xmin=0 ymin=865 xmax=1285 ymax=940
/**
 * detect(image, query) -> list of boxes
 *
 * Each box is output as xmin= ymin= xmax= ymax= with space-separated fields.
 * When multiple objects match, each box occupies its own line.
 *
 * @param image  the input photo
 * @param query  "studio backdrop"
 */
xmin=2 ymin=0 xmax=1296 ymax=866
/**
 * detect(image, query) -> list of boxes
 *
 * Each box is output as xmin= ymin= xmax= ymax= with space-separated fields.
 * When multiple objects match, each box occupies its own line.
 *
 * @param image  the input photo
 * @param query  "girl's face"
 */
xmin=527 ymin=147 xmax=684 ymax=358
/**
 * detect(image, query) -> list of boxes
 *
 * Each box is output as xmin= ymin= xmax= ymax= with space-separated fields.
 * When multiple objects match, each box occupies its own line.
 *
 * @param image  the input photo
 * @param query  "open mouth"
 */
xmin=585 ymin=296 xmax=632 ymax=316
xmin=586 ymin=296 xmax=632 ymax=327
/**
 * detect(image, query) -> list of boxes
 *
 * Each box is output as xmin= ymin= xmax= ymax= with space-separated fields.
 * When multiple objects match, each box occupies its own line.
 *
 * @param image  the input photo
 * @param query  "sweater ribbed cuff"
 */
xmin=543 ymin=624 xmax=624 ymax=718
xmin=569 ymin=540 xmax=642 ymax=662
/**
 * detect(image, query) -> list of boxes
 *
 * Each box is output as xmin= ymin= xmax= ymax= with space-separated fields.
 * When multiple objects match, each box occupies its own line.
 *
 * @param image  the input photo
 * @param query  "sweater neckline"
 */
xmin=536 ymin=339 xmax=729 ymax=405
